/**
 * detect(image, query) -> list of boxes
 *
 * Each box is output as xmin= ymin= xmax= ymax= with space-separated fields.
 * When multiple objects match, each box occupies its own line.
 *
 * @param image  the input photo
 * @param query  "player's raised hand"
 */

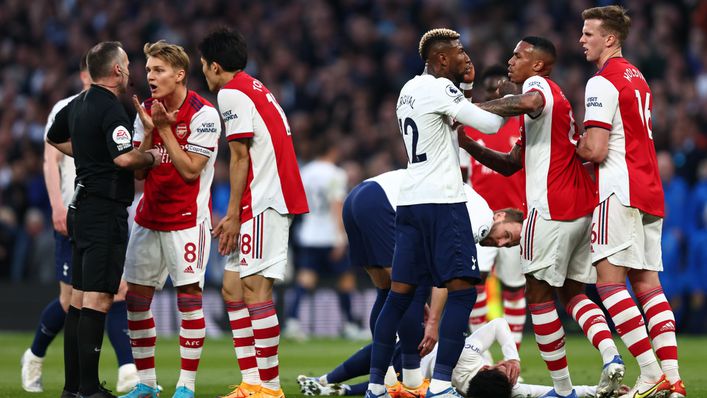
xmin=213 ymin=213 xmax=240 ymax=255
xmin=150 ymin=100 xmax=178 ymax=129
xmin=132 ymin=95 xmax=154 ymax=132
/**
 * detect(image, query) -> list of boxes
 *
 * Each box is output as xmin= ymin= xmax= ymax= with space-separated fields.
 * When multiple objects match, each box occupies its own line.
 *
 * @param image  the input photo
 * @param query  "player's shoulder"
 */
xmin=51 ymin=93 xmax=81 ymax=114
xmin=523 ymin=75 xmax=549 ymax=91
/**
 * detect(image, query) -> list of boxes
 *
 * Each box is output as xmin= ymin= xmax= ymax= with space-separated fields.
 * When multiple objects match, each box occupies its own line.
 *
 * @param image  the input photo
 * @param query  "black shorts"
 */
xmin=67 ymin=196 xmax=128 ymax=294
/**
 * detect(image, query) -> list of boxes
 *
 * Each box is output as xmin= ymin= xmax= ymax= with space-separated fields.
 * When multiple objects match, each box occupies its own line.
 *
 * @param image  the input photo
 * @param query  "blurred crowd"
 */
xmin=0 ymin=0 xmax=706 ymax=331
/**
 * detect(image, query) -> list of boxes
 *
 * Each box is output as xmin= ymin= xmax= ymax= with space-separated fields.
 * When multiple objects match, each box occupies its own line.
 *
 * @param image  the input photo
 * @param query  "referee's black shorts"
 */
xmin=67 ymin=195 xmax=128 ymax=294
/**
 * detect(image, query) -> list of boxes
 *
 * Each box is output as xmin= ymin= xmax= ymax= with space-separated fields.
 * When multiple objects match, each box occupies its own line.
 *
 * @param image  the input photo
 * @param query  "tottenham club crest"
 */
xmin=175 ymin=123 xmax=188 ymax=139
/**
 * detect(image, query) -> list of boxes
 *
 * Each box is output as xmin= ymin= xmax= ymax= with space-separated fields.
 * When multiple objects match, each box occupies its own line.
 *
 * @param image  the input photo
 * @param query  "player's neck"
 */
xmin=162 ymin=85 xmax=188 ymax=112
xmin=425 ymin=64 xmax=459 ymax=85
xmin=597 ymin=47 xmax=622 ymax=69
xmin=92 ymin=78 xmax=122 ymax=97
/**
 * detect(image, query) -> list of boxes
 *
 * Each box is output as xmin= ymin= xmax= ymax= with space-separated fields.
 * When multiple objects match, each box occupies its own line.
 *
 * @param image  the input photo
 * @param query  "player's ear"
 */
xmin=532 ymin=59 xmax=545 ymax=73
xmin=176 ymin=68 xmax=186 ymax=84
xmin=605 ymin=33 xmax=619 ymax=48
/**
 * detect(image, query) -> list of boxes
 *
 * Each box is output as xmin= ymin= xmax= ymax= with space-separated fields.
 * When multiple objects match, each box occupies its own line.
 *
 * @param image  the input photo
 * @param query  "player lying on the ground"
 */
xmin=298 ymin=319 xmax=628 ymax=398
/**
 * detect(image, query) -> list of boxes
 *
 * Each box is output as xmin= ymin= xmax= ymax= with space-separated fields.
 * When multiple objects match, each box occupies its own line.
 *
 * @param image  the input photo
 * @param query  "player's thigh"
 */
xmin=231 ymin=209 xmax=291 ymax=282
xmin=592 ymin=195 xmax=659 ymax=271
xmin=352 ymin=182 xmax=396 ymax=268
xmin=427 ymin=203 xmax=479 ymax=286
xmin=392 ymin=206 xmax=429 ymax=286
xmin=566 ymin=215 xmax=597 ymax=285
xmin=495 ymin=245 xmax=525 ymax=288
xmin=522 ymin=212 xmax=579 ymax=288
xmin=124 ymin=222 xmax=168 ymax=288
xmin=641 ymin=213 xmax=663 ymax=271
xmin=162 ymin=220 xmax=211 ymax=288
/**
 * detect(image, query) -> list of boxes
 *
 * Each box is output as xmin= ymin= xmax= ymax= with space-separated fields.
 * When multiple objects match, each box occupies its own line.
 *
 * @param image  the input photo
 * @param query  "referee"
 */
xmin=47 ymin=41 xmax=159 ymax=398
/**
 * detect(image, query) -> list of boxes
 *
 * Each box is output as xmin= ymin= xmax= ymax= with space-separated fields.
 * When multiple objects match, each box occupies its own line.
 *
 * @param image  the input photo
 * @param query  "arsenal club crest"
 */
xmin=175 ymin=123 xmax=188 ymax=139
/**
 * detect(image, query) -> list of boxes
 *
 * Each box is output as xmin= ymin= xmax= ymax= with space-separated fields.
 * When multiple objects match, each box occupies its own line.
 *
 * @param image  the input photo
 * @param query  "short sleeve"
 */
xmin=522 ymin=76 xmax=548 ymax=118
xmin=186 ymin=106 xmax=221 ymax=158
xmin=133 ymin=113 xmax=145 ymax=147
xmin=102 ymin=102 xmax=134 ymax=159
xmin=46 ymin=103 xmax=71 ymax=144
xmin=45 ymin=99 xmax=69 ymax=140
xmin=583 ymin=75 xmax=618 ymax=130
xmin=218 ymin=89 xmax=255 ymax=141
xmin=326 ymin=169 xmax=348 ymax=202
xmin=433 ymin=77 xmax=466 ymax=118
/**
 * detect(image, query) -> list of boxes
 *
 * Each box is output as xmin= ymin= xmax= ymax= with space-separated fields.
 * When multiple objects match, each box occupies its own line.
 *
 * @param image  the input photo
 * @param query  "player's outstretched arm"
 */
xmin=454 ymin=101 xmax=505 ymax=134
xmin=457 ymin=126 xmax=522 ymax=176
xmin=477 ymin=91 xmax=544 ymax=117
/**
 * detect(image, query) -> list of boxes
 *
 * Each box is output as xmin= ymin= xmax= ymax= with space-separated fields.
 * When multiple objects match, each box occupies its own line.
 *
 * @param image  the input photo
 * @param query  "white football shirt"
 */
xmin=44 ymin=94 xmax=80 ymax=206
xmin=395 ymin=74 xmax=504 ymax=205
xmin=297 ymin=160 xmax=348 ymax=247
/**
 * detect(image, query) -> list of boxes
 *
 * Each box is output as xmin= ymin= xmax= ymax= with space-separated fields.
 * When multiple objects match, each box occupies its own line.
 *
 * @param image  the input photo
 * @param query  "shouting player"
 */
xmin=120 ymin=41 xmax=221 ymax=398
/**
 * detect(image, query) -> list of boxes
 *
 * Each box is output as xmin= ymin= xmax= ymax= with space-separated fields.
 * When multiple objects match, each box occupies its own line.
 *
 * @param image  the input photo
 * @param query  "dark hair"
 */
xmin=466 ymin=368 xmax=512 ymax=398
xmin=198 ymin=27 xmax=248 ymax=72
xmin=86 ymin=41 xmax=124 ymax=79
xmin=79 ymin=53 xmax=88 ymax=72
xmin=481 ymin=65 xmax=509 ymax=81
xmin=582 ymin=5 xmax=631 ymax=44
xmin=521 ymin=36 xmax=556 ymax=61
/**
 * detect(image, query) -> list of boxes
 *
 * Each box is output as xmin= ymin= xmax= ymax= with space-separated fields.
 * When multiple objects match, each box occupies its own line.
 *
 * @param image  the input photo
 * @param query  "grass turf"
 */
xmin=1 ymin=332 xmax=705 ymax=397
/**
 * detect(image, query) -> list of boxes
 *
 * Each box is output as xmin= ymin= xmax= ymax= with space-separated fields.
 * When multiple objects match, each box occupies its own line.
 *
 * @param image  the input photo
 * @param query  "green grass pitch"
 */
xmin=1 ymin=333 xmax=705 ymax=397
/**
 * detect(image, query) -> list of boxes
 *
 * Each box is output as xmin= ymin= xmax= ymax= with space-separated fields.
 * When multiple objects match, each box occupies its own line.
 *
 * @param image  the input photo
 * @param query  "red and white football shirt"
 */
xmin=218 ymin=72 xmax=308 ymax=222
xmin=583 ymin=57 xmax=664 ymax=217
xmin=133 ymin=90 xmax=220 ymax=231
xmin=519 ymin=76 xmax=597 ymax=221
xmin=465 ymin=117 xmax=527 ymax=216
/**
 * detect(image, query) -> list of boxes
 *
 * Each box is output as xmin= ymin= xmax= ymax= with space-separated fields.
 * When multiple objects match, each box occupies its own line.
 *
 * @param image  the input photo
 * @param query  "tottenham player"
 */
xmin=577 ymin=6 xmax=684 ymax=398
xmin=22 ymin=54 xmax=138 ymax=395
xmin=366 ymin=28 xmax=506 ymax=398
xmin=461 ymin=37 xmax=625 ymax=398
xmin=461 ymin=65 xmax=527 ymax=351
xmin=299 ymin=318 xmax=624 ymax=398
xmin=286 ymin=139 xmax=365 ymax=340
xmin=199 ymin=28 xmax=309 ymax=398
xmin=120 ymin=41 xmax=221 ymax=398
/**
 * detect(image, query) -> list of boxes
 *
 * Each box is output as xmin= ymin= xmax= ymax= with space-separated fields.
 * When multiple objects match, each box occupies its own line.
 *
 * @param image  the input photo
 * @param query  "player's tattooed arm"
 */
xmin=457 ymin=126 xmax=522 ymax=176
xmin=477 ymin=91 xmax=544 ymax=117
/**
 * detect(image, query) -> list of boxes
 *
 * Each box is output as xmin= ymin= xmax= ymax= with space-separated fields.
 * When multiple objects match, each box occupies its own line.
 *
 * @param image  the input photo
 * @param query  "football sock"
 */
xmin=503 ymin=289 xmax=526 ymax=351
xmin=469 ymin=285 xmax=487 ymax=332
xmin=369 ymin=291 xmax=413 ymax=388
xmin=398 ymin=285 xmax=429 ymax=388
xmin=338 ymin=291 xmax=354 ymax=323
xmin=249 ymin=300 xmax=281 ymax=390
xmin=637 ymin=287 xmax=681 ymax=384
xmin=327 ymin=344 xmax=372 ymax=383
xmin=63 ymin=305 xmax=81 ymax=393
xmin=78 ymin=307 xmax=106 ymax=396
xmin=126 ymin=292 xmax=158 ymax=388
xmin=31 ymin=298 xmax=66 ymax=357
xmin=430 ymin=288 xmax=476 ymax=393
xmin=370 ymin=288 xmax=390 ymax=335
xmin=226 ymin=300 xmax=260 ymax=385
xmin=565 ymin=294 xmax=619 ymax=365
xmin=106 ymin=300 xmax=133 ymax=366
xmin=529 ymin=301 xmax=573 ymax=397
xmin=287 ymin=284 xmax=307 ymax=320
xmin=345 ymin=382 xmax=368 ymax=396
xmin=177 ymin=293 xmax=205 ymax=391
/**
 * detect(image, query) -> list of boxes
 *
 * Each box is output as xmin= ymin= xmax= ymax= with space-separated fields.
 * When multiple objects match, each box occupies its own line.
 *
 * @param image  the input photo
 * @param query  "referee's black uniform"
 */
xmin=48 ymin=84 xmax=134 ymax=293
xmin=47 ymin=83 xmax=135 ymax=398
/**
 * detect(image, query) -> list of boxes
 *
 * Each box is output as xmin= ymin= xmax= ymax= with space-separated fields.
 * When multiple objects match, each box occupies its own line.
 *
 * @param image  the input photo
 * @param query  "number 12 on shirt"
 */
xmin=398 ymin=117 xmax=427 ymax=163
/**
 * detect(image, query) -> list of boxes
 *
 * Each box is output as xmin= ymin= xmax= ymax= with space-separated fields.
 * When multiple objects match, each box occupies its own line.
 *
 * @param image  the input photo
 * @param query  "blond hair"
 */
xmin=143 ymin=40 xmax=190 ymax=82
xmin=418 ymin=28 xmax=461 ymax=61
xmin=582 ymin=5 xmax=631 ymax=44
